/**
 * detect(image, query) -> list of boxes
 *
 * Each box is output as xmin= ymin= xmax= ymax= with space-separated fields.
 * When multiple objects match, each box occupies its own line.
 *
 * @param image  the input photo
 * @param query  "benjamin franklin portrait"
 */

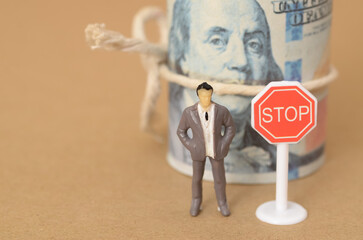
xmin=167 ymin=0 xmax=286 ymax=173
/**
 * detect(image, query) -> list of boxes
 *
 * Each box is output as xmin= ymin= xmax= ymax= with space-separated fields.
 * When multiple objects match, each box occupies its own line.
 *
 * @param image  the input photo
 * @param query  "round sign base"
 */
xmin=256 ymin=201 xmax=307 ymax=225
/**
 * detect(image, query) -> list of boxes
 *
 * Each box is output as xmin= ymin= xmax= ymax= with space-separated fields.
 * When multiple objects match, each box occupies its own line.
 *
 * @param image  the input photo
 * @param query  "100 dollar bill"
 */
xmin=166 ymin=0 xmax=332 ymax=183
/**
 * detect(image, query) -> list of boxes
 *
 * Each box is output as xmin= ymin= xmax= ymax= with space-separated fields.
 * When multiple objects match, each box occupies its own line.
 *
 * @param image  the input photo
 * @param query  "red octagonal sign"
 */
xmin=251 ymin=81 xmax=317 ymax=144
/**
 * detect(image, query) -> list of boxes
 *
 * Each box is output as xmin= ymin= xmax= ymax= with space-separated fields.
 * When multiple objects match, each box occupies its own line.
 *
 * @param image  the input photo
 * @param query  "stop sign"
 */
xmin=251 ymin=81 xmax=317 ymax=144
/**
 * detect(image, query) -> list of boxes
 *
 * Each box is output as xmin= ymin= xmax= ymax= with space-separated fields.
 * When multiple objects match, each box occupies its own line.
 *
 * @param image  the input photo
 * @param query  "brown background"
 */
xmin=0 ymin=0 xmax=362 ymax=239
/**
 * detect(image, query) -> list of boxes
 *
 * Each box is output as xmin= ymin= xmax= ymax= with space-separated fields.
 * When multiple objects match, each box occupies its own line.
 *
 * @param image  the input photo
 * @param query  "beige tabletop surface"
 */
xmin=0 ymin=0 xmax=362 ymax=239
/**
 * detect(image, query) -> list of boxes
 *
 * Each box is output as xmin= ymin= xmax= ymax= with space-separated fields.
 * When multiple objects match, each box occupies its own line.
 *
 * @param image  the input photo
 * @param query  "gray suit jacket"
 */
xmin=177 ymin=102 xmax=236 ymax=161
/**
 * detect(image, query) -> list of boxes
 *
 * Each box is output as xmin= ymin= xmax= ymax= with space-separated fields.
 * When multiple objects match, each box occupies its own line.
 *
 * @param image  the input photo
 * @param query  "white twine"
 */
xmin=85 ymin=6 xmax=338 ymax=141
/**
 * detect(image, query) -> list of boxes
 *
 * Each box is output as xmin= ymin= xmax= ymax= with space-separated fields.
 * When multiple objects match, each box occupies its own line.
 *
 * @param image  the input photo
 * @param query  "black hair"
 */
xmin=196 ymin=82 xmax=213 ymax=96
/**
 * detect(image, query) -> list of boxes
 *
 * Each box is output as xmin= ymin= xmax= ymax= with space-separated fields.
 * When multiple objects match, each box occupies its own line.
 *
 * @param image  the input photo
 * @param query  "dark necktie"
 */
xmin=205 ymin=112 xmax=208 ymax=121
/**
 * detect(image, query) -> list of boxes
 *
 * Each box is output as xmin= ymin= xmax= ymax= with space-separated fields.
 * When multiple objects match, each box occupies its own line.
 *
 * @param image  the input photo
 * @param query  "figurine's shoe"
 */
xmin=217 ymin=203 xmax=230 ymax=217
xmin=190 ymin=198 xmax=202 ymax=217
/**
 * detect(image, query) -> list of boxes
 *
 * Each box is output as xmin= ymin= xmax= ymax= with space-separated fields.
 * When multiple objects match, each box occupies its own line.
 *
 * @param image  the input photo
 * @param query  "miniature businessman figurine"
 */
xmin=177 ymin=82 xmax=236 ymax=217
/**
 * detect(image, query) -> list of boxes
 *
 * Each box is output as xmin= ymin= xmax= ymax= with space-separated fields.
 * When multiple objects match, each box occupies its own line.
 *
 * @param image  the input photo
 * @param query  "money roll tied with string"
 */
xmin=167 ymin=0 xmax=334 ymax=183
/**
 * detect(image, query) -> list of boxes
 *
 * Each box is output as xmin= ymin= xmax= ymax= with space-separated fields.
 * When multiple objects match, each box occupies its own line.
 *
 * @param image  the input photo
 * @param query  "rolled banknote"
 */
xmin=166 ymin=0 xmax=333 ymax=183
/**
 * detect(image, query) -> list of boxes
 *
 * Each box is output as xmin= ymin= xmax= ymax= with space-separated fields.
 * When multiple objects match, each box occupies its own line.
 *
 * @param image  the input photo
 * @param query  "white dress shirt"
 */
xmin=198 ymin=103 xmax=215 ymax=158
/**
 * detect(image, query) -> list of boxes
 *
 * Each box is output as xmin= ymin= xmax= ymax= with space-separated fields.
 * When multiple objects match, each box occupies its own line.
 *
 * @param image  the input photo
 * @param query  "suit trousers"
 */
xmin=192 ymin=157 xmax=227 ymax=206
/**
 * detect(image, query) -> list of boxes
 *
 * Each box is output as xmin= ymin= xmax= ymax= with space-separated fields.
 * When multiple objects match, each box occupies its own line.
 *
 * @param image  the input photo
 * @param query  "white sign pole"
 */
xmin=256 ymin=143 xmax=308 ymax=225
xmin=276 ymin=143 xmax=288 ymax=212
